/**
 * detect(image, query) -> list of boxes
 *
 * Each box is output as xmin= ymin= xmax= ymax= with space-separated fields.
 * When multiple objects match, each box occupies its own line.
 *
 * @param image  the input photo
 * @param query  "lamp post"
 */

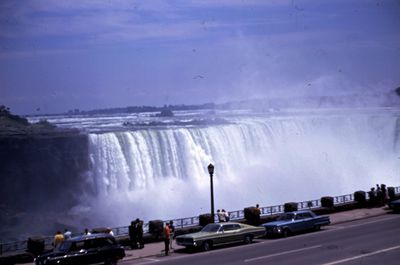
xmin=207 ymin=163 xmax=215 ymax=223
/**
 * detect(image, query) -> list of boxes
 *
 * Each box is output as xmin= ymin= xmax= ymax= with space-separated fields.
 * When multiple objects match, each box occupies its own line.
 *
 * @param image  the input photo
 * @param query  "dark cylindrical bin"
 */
xmin=199 ymin=213 xmax=213 ymax=227
xmin=321 ymin=196 xmax=334 ymax=208
xmin=284 ymin=202 xmax=298 ymax=212
xmin=148 ymin=220 xmax=164 ymax=236
xmin=27 ymin=236 xmax=45 ymax=256
xmin=354 ymin=190 xmax=366 ymax=205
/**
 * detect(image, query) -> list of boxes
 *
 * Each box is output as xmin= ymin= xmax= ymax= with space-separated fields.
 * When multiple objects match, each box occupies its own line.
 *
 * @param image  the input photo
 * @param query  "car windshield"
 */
xmin=201 ymin=224 xmax=220 ymax=232
xmin=277 ymin=213 xmax=295 ymax=221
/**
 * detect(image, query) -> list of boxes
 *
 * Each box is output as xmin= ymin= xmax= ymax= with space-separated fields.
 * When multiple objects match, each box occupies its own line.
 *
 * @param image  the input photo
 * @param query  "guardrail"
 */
xmin=1 ymin=187 xmax=398 ymax=255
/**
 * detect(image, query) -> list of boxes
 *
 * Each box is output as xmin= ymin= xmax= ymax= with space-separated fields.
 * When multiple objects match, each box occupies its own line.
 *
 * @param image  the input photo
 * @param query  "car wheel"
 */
xmin=282 ymin=229 xmax=291 ymax=238
xmin=202 ymin=241 xmax=212 ymax=251
xmin=314 ymin=225 xmax=321 ymax=231
xmin=244 ymin=235 xmax=253 ymax=244
xmin=104 ymin=258 xmax=117 ymax=265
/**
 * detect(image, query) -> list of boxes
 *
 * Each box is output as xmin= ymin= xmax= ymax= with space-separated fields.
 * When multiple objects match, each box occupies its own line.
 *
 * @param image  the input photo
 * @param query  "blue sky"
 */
xmin=0 ymin=0 xmax=399 ymax=114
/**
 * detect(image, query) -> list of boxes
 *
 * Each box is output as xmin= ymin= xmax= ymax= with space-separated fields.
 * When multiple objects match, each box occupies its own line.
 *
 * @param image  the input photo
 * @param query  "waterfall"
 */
xmin=84 ymin=110 xmax=400 ymax=227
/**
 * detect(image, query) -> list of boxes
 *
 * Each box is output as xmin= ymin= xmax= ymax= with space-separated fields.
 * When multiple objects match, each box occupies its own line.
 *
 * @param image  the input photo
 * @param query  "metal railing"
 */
xmin=1 ymin=187 xmax=398 ymax=255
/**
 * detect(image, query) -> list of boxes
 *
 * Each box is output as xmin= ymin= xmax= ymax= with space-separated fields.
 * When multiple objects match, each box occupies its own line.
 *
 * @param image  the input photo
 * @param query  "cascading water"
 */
xmin=82 ymin=109 xmax=400 ymax=228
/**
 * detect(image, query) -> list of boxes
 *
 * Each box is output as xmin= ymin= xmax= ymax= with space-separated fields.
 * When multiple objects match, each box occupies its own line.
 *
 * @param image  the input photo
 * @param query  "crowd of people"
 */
xmin=216 ymin=209 xmax=230 ymax=222
xmin=52 ymin=227 xmax=113 ymax=248
xmin=162 ymin=220 xmax=175 ymax=256
xmin=128 ymin=218 xmax=144 ymax=249
xmin=368 ymin=184 xmax=389 ymax=205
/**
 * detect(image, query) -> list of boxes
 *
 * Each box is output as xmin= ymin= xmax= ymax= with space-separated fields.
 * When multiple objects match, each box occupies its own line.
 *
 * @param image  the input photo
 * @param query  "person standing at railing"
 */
xmin=64 ymin=229 xmax=72 ymax=240
xmin=53 ymin=231 xmax=64 ymax=248
xmin=169 ymin=220 xmax=175 ymax=250
xmin=129 ymin=220 xmax=138 ymax=249
xmin=137 ymin=219 xmax=144 ymax=249
xmin=223 ymin=209 xmax=230 ymax=222
xmin=217 ymin=209 xmax=226 ymax=222
xmin=255 ymin=204 xmax=261 ymax=225
xmin=83 ymin=228 xmax=91 ymax=235
xmin=163 ymin=223 xmax=171 ymax=256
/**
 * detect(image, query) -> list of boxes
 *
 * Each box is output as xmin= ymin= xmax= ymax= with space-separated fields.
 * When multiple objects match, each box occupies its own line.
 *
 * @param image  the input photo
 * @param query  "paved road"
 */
xmin=122 ymin=214 xmax=400 ymax=265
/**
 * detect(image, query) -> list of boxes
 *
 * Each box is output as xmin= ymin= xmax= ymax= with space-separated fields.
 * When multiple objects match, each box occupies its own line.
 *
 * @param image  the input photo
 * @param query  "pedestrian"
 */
xmin=169 ymin=220 xmax=175 ymax=250
xmin=84 ymin=228 xmax=91 ymax=235
xmin=255 ymin=204 xmax=261 ymax=225
xmin=106 ymin=228 xmax=114 ymax=236
xmin=129 ymin=220 xmax=138 ymax=249
xmin=64 ymin=229 xmax=72 ymax=240
xmin=137 ymin=219 xmax=144 ymax=249
xmin=222 ymin=209 xmax=230 ymax=222
xmin=163 ymin=223 xmax=171 ymax=256
xmin=217 ymin=209 xmax=225 ymax=222
xmin=53 ymin=231 xmax=64 ymax=248
xmin=368 ymin=187 xmax=376 ymax=206
xmin=381 ymin=184 xmax=388 ymax=203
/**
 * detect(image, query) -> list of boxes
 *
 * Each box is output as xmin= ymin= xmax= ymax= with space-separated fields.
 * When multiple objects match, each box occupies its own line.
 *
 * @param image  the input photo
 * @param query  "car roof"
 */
xmin=283 ymin=210 xmax=313 ymax=214
xmin=69 ymin=233 xmax=114 ymax=242
xmin=207 ymin=222 xmax=242 ymax=226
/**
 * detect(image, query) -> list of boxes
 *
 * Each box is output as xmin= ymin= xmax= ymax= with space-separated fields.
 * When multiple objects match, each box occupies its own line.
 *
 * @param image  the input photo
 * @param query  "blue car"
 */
xmin=388 ymin=199 xmax=400 ymax=212
xmin=261 ymin=210 xmax=330 ymax=237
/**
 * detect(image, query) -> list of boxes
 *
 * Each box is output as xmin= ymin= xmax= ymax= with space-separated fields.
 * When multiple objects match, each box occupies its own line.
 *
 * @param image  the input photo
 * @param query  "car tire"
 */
xmin=244 ymin=235 xmax=253 ymax=244
xmin=202 ymin=241 xmax=212 ymax=251
xmin=104 ymin=258 xmax=117 ymax=265
xmin=314 ymin=225 xmax=321 ymax=231
xmin=282 ymin=229 xmax=291 ymax=238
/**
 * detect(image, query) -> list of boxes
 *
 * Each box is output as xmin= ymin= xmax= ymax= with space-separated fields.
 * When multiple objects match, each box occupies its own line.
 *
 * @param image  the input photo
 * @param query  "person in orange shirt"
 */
xmin=163 ymin=223 xmax=170 ymax=256
xmin=53 ymin=231 xmax=64 ymax=248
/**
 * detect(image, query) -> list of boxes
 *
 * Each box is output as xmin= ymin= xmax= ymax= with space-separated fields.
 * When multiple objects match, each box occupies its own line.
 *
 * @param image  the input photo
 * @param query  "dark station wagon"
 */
xmin=34 ymin=233 xmax=125 ymax=265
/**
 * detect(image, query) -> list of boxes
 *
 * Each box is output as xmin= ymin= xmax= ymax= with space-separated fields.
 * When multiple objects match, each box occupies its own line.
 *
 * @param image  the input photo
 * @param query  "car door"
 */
xmin=292 ymin=213 xmax=305 ymax=232
xmin=70 ymin=239 xmax=103 ymax=265
xmin=96 ymin=237 xmax=118 ymax=262
xmin=213 ymin=225 xmax=228 ymax=245
xmin=230 ymin=224 xmax=244 ymax=242
xmin=88 ymin=238 xmax=112 ymax=264
xmin=68 ymin=240 xmax=93 ymax=265
xmin=220 ymin=224 xmax=239 ymax=244
xmin=300 ymin=212 xmax=314 ymax=230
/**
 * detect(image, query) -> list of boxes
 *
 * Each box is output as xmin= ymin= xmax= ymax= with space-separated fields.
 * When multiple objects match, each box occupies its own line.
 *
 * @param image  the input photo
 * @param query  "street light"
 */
xmin=207 ymin=163 xmax=215 ymax=223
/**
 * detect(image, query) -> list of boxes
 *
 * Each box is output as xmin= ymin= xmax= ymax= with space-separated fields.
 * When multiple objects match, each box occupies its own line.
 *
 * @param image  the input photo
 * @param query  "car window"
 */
xmin=295 ymin=214 xmax=303 ymax=220
xmin=223 ymin=224 xmax=236 ymax=231
xmin=302 ymin=213 xmax=312 ymax=218
xmin=91 ymin=238 xmax=111 ymax=248
xmin=75 ymin=241 xmax=86 ymax=251
xmin=201 ymin=224 xmax=220 ymax=232
xmin=58 ymin=241 xmax=72 ymax=252
xmin=277 ymin=213 xmax=294 ymax=221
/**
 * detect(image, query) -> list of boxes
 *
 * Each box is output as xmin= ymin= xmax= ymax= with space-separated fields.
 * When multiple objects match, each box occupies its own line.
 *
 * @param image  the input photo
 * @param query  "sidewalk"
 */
xmin=121 ymin=206 xmax=391 ymax=262
xmin=122 ymin=242 xmax=185 ymax=262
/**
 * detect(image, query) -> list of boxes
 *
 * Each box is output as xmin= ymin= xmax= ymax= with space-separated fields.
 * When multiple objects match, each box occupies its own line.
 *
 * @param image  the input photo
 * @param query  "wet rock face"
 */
xmin=0 ymin=134 xmax=89 ymax=212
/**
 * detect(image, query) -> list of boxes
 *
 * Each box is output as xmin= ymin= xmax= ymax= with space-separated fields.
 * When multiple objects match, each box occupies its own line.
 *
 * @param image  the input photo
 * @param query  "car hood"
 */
xmin=177 ymin=231 xmax=214 ymax=239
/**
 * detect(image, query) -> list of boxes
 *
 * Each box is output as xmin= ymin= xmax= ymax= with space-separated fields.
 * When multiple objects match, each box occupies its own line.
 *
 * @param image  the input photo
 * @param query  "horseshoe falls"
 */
xmin=81 ymin=108 xmax=400 ymax=227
